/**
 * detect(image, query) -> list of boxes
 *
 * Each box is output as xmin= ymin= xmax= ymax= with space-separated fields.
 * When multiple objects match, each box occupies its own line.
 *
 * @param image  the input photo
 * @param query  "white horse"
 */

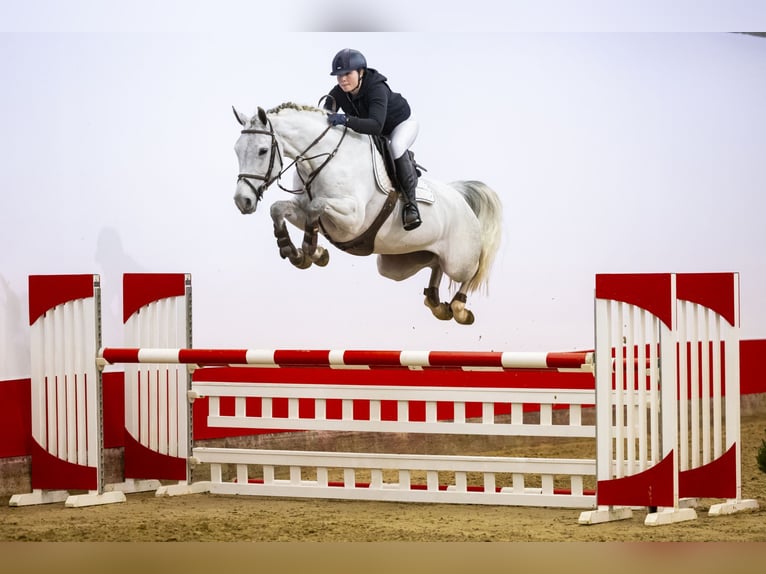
xmin=233 ymin=102 xmax=503 ymax=325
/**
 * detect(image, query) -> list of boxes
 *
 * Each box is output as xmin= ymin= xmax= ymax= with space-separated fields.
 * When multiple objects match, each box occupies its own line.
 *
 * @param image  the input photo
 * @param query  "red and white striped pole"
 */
xmin=98 ymin=347 xmax=593 ymax=371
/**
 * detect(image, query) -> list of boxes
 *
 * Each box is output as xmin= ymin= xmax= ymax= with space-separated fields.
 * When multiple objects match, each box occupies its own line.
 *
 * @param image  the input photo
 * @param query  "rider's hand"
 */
xmin=327 ymin=113 xmax=348 ymax=127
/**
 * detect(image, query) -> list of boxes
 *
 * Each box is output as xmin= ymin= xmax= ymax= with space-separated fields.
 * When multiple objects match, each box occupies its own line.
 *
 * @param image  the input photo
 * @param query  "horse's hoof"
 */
xmin=454 ymin=310 xmax=475 ymax=325
xmin=314 ymin=250 xmax=330 ymax=267
xmin=425 ymin=300 xmax=453 ymax=321
xmin=289 ymin=250 xmax=313 ymax=269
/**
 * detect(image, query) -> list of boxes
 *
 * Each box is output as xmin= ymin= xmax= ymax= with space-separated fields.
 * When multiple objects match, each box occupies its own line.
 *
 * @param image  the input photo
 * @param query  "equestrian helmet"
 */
xmin=330 ymin=49 xmax=367 ymax=75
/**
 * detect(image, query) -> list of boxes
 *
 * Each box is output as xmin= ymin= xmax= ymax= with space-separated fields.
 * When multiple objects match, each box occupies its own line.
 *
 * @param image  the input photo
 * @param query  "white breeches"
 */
xmin=390 ymin=116 xmax=419 ymax=159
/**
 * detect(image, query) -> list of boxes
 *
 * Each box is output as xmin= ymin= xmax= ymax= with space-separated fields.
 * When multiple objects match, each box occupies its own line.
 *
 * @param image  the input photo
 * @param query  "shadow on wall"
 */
xmin=299 ymin=1 xmax=409 ymax=31
xmin=0 ymin=274 xmax=29 ymax=379
xmin=95 ymin=227 xmax=146 ymax=348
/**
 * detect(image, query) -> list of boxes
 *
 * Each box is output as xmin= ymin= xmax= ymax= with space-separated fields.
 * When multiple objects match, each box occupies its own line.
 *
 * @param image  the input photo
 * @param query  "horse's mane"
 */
xmin=267 ymin=102 xmax=325 ymax=115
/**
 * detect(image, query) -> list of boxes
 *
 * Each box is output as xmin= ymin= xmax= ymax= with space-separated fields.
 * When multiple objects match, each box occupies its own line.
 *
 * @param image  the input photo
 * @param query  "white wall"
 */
xmin=2 ymin=5 xmax=766 ymax=379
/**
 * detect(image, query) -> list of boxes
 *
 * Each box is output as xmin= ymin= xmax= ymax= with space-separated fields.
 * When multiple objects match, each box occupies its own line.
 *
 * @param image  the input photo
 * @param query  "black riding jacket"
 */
xmin=325 ymin=68 xmax=411 ymax=136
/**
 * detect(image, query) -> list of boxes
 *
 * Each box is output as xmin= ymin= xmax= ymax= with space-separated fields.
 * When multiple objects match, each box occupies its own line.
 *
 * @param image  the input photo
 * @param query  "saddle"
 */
xmin=322 ymin=136 xmax=427 ymax=257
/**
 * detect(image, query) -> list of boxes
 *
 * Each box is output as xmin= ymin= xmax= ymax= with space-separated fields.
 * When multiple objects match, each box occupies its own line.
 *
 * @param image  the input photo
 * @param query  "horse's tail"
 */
xmin=454 ymin=180 xmax=503 ymax=294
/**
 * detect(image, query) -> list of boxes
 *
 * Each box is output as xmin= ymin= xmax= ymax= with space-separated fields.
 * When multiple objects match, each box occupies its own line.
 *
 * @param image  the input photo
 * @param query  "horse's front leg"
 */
xmin=299 ymin=219 xmax=329 ymax=267
xmin=270 ymin=199 xmax=313 ymax=269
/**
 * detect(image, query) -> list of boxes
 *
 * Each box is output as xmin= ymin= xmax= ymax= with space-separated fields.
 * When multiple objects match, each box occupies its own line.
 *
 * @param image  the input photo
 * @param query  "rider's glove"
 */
xmin=327 ymin=113 xmax=348 ymax=127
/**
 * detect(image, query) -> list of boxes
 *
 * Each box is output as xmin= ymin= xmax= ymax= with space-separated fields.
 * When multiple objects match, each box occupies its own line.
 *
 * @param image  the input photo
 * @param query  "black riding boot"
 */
xmin=394 ymin=151 xmax=422 ymax=231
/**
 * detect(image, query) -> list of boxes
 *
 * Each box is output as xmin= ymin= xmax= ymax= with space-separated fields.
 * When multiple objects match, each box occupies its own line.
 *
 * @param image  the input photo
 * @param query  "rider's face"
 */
xmin=337 ymin=70 xmax=361 ymax=93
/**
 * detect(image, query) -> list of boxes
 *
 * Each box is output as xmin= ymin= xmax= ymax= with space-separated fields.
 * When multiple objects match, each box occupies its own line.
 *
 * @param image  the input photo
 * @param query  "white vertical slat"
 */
xmin=659 ymin=274 xmax=679 ymax=509
xmin=29 ymin=318 xmax=46 ymax=448
xmin=370 ymin=399 xmax=381 ymax=422
xmin=511 ymin=402 xmax=522 ymax=425
xmin=540 ymin=404 xmax=552 ymax=427
xmin=53 ymin=304 xmax=67 ymax=460
xmin=678 ymin=300 xmax=689 ymax=471
xmin=454 ymin=402 xmax=465 ymax=424
xmin=726 ymin=273 xmax=742 ymax=500
xmin=427 ymin=471 xmax=438 ymax=491
xmin=398 ymin=470 xmax=411 ymax=490
xmin=315 ymin=398 xmax=326 ymax=420
xmin=701 ymin=306 xmax=711 ymax=465
xmin=397 ymin=400 xmax=407 ymax=422
xmin=649 ymin=314 xmax=660 ymax=465
xmin=570 ymin=404 xmax=582 ymax=427
xmin=614 ymin=302 xmax=624 ymax=478
xmin=288 ymin=398 xmax=299 ymax=419
xmin=70 ymin=278 xmax=99 ymax=474
xmin=156 ymin=297 xmax=169 ymax=457
xmin=455 ymin=472 xmax=467 ymax=492
xmin=63 ymin=301 xmax=76 ymax=464
xmin=690 ymin=303 xmax=700 ymax=468
xmin=124 ymin=313 xmax=139 ymax=443
xmin=594 ymin=297 xmax=613 ymax=484
xmin=636 ymin=308 xmax=648 ymax=471
xmin=711 ymin=313 xmax=722 ymax=460
xmin=425 ymin=401 xmax=437 ymax=423
xmin=482 ymin=402 xmax=493 ymax=424
xmin=342 ymin=398 xmax=353 ymax=421
xmin=483 ymin=472 xmax=495 ymax=494
xmin=73 ymin=298 xmax=87 ymax=466
xmin=625 ymin=304 xmax=635 ymax=476
xmin=147 ymin=301 xmax=159 ymax=453
xmin=138 ymin=305 xmax=150 ymax=448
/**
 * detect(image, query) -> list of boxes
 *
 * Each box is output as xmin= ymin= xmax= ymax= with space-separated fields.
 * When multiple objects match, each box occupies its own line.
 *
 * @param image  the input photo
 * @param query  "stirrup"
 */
xmin=402 ymin=203 xmax=422 ymax=231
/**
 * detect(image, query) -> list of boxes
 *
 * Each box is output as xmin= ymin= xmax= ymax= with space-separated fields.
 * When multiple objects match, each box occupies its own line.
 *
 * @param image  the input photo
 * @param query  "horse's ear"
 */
xmin=232 ymin=106 xmax=247 ymax=126
xmin=257 ymin=107 xmax=268 ymax=125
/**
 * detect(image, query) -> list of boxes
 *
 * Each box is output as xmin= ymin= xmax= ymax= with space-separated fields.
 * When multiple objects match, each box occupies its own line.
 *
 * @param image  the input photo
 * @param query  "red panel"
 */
xmin=740 ymin=339 xmax=766 ymax=395
xmin=595 ymin=273 xmax=673 ymax=328
xmin=102 ymin=372 xmax=124 ymax=449
xmin=677 ymin=273 xmax=737 ymax=327
xmin=595 ymin=451 xmax=675 ymax=507
xmin=0 ymin=378 xmax=31 ymax=457
xmin=29 ymin=439 xmax=97 ymax=490
xmin=123 ymin=273 xmax=187 ymax=323
xmin=28 ymin=274 xmax=95 ymax=325
xmin=191 ymin=366 xmax=595 ymax=390
xmin=123 ymin=431 xmax=187 ymax=481
xmin=678 ymin=444 xmax=737 ymax=499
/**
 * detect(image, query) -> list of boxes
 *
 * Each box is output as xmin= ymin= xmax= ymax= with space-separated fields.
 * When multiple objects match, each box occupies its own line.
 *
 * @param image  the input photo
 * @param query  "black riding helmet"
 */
xmin=330 ymin=48 xmax=367 ymax=76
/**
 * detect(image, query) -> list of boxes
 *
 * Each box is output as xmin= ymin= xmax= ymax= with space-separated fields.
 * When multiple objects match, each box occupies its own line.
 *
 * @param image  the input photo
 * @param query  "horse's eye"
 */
xmin=258 ymin=147 xmax=269 ymax=156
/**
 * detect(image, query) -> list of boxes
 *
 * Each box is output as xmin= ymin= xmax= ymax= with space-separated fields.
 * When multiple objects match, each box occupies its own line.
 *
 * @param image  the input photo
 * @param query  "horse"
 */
xmin=232 ymin=102 xmax=503 ymax=325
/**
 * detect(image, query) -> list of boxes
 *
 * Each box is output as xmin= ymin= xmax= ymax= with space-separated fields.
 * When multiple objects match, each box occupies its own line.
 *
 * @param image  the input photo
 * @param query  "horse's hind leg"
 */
xmin=423 ymin=268 xmax=453 ymax=321
xmin=450 ymin=288 xmax=475 ymax=325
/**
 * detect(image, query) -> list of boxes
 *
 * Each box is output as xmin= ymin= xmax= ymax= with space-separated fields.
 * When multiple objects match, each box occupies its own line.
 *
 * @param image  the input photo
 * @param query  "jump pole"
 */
xmin=97 ymin=348 xmax=594 ymax=371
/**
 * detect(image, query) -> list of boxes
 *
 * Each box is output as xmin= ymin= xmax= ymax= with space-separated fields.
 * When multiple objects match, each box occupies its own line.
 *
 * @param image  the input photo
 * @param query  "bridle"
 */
xmin=236 ymin=121 xmax=282 ymax=204
xmin=237 ymin=113 xmax=349 ymax=203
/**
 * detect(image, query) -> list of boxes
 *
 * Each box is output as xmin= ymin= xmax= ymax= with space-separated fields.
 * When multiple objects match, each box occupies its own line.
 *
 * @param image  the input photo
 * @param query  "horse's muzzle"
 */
xmin=234 ymin=191 xmax=259 ymax=214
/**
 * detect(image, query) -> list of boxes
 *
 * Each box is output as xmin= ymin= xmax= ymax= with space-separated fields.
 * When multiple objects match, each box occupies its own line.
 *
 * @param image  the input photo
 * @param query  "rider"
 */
xmin=324 ymin=48 xmax=422 ymax=231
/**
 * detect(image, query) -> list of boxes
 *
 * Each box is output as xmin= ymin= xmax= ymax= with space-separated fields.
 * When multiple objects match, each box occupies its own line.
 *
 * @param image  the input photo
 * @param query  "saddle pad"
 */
xmin=416 ymin=180 xmax=436 ymax=204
